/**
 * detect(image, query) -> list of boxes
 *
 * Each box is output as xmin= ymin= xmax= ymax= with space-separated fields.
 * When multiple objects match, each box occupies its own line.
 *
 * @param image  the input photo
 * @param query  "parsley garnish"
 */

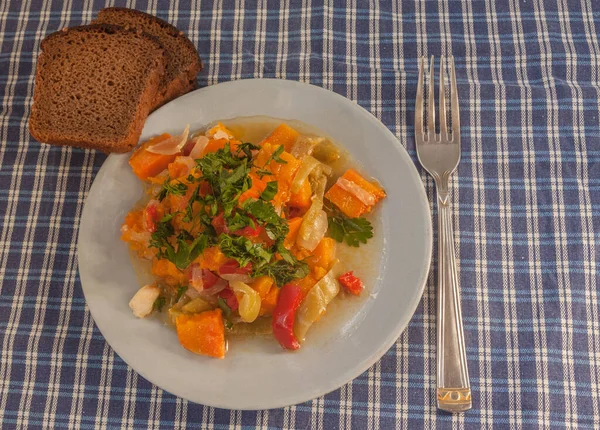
xmin=151 ymin=214 xmax=209 ymax=270
xmin=236 ymin=142 xmax=260 ymax=158
xmin=327 ymin=209 xmax=373 ymax=247
xmin=255 ymin=259 xmax=310 ymax=287
xmin=217 ymin=297 xmax=234 ymax=329
xmin=265 ymin=145 xmax=287 ymax=165
xmin=218 ymin=234 xmax=272 ymax=269
xmin=156 ymin=179 xmax=188 ymax=202
xmin=260 ymin=181 xmax=278 ymax=201
xmin=176 ymin=286 xmax=188 ymax=301
xmin=243 ymin=199 xmax=288 ymax=239
xmin=153 ymin=296 xmax=167 ymax=312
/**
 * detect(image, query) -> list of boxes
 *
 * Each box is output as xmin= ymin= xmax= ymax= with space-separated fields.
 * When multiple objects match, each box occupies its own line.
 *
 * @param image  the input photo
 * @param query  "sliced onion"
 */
xmin=199 ymin=279 xmax=227 ymax=297
xmin=220 ymin=273 xmax=253 ymax=283
xmin=230 ymin=281 xmax=261 ymax=323
xmin=336 ymin=177 xmax=376 ymax=206
xmin=189 ymin=135 xmax=209 ymax=159
xmin=189 ymin=264 xmax=204 ymax=292
xmin=291 ymin=136 xmax=323 ymax=158
xmin=291 ymin=156 xmax=332 ymax=194
xmin=146 ymin=124 xmax=190 ymax=155
xmin=290 ymin=156 xmax=320 ymax=193
xmin=294 ymin=265 xmax=340 ymax=342
xmin=297 ymin=209 xmax=328 ymax=251
xmin=213 ymin=129 xmax=231 ymax=140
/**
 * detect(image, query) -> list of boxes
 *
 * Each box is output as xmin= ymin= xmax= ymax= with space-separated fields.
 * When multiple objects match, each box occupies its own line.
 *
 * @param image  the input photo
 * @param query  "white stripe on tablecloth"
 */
xmin=509 ymin=0 xmax=550 ymax=426
xmin=1 ymin=1 xmax=54 ymax=427
xmin=232 ymin=0 xmax=244 ymax=80
xmin=487 ymin=0 xmax=523 ymax=427
xmin=207 ymin=0 xmax=223 ymax=86
xmin=485 ymin=0 xmax=523 ymax=428
xmin=121 ymin=369 xmax=140 ymax=428
xmin=254 ymin=0 xmax=267 ymax=78
xmin=277 ymin=0 xmax=290 ymax=80
xmin=298 ymin=0 xmax=311 ymax=83
xmin=579 ymin=0 xmax=600 ymax=419
xmin=557 ymin=3 xmax=583 ymax=425
xmin=322 ymin=0 xmax=333 ymax=91
xmin=345 ymin=0 xmax=357 ymax=102
xmin=96 ymin=343 xmax=115 ymax=428
xmin=533 ymin=0 xmax=576 ymax=426
xmin=460 ymin=0 xmax=493 ymax=426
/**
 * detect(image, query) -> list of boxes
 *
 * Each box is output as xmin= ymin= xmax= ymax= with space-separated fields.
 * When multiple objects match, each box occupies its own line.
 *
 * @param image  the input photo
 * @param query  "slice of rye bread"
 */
xmin=29 ymin=24 xmax=166 ymax=153
xmin=94 ymin=7 xmax=202 ymax=110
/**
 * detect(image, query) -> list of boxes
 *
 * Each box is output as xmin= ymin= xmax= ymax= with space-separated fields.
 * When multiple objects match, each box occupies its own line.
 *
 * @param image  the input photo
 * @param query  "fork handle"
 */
xmin=436 ymin=191 xmax=471 ymax=412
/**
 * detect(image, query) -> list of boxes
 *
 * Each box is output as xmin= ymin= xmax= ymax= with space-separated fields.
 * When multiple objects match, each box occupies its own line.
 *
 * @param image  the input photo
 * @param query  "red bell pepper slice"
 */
xmin=218 ymin=287 xmax=239 ymax=311
xmin=211 ymin=212 xmax=229 ymax=235
xmin=338 ymin=271 xmax=363 ymax=296
xmin=202 ymin=269 xmax=220 ymax=290
xmin=272 ymin=283 xmax=303 ymax=350
xmin=232 ymin=225 xmax=263 ymax=237
xmin=143 ymin=200 xmax=160 ymax=233
xmin=218 ymin=260 xmax=253 ymax=276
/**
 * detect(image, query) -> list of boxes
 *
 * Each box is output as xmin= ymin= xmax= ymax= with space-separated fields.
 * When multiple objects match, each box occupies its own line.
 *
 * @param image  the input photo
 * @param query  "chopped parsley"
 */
xmin=260 ymin=181 xmax=278 ymax=201
xmin=149 ymin=142 xmax=311 ymax=284
xmin=176 ymin=286 xmax=188 ymax=301
xmin=153 ymin=296 xmax=167 ymax=312
xmin=326 ymin=206 xmax=373 ymax=247
xmin=156 ymin=178 xmax=188 ymax=202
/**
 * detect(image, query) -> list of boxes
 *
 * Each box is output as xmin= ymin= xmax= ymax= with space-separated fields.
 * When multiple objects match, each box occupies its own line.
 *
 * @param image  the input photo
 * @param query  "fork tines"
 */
xmin=415 ymin=56 xmax=459 ymax=143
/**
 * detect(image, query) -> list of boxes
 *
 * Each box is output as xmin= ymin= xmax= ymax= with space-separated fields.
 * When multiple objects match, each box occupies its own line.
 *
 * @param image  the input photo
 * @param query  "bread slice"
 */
xmin=29 ymin=24 xmax=166 ymax=153
xmin=94 ymin=7 xmax=202 ymax=110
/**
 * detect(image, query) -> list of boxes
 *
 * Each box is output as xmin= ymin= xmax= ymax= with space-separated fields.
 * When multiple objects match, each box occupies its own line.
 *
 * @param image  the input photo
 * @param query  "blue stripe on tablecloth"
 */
xmin=1 ymin=0 xmax=599 ymax=428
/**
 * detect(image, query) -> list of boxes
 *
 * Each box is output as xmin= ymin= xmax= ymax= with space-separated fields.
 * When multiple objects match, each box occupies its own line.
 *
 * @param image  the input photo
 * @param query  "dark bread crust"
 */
xmin=94 ymin=7 xmax=202 ymax=110
xmin=29 ymin=24 xmax=166 ymax=153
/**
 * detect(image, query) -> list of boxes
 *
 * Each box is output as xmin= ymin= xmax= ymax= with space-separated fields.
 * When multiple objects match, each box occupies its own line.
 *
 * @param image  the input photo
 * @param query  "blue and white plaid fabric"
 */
xmin=1 ymin=0 xmax=599 ymax=428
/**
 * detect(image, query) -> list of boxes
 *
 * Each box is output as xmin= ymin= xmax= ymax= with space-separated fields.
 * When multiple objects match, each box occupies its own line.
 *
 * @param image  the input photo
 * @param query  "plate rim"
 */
xmin=78 ymin=78 xmax=432 ymax=409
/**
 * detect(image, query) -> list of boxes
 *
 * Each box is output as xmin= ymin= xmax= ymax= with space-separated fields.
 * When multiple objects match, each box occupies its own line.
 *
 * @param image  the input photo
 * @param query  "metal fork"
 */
xmin=415 ymin=56 xmax=471 ymax=413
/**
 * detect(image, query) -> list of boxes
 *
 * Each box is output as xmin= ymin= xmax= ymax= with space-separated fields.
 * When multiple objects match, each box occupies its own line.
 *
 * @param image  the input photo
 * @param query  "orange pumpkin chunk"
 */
xmin=176 ymin=309 xmax=226 ymax=358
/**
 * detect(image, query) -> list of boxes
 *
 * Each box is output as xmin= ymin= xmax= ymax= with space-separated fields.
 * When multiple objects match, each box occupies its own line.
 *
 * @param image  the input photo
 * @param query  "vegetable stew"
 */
xmin=122 ymin=119 xmax=386 ymax=358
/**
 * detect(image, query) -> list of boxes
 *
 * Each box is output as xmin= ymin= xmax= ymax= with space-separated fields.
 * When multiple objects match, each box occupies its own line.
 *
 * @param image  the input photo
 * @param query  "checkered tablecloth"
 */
xmin=1 ymin=0 xmax=599 ymax=428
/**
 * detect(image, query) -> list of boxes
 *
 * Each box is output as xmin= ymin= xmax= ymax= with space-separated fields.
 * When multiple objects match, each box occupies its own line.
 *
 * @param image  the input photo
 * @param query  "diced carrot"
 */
xmin=123 ymin=210 xmax=143 ymax=231
xmin=259 ymin=285 xmax=280 ymax=316
xmin=310 ymin=237 xmax=336 ymax=273
xmin=206 ymin=122 xmax=235 ymax=139
xmin=325 ymin=169 xmax=386 ymax=218
xmin=342 ymin=169 xmax=386 ymax=201
xmin=152 ymin=259 xmax=187 ymax=287
xmin=296 ymin=273 xmax=318 ymax=297
xmin=203 ymin=138 xmax=225 ymax=154
xmin=273 ymin=151 xmax=301 ymax=181
xmin=284 ymin=217 xmax=303 ymax=249
xmin=260 ymin=124 xmax=300 ymax=152
xmin=167 ymin=157 xmax=192 ymax=179
xmin=288 ymin=179 xmax=312 ymax=209
xmin=253 ymin=142 xmax=276 ymax=172
xmin=325 ymin=184 xmax=368 ymax=218
xmin=176 ymin=309 xmax=226 ymax=358
xmin=200 ymin=247 xmax=228 ymax=272
xmin=250 ymin=276 xmax=274 ymax=299
xmin=239 ymin=173 xmax=267 ymax=203
xmin=129 ymin=133 xmax=177 ymax=181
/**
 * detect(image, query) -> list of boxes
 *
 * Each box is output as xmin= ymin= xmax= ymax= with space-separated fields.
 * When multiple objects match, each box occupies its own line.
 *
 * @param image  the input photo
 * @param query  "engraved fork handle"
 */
xmin=435 ymin=180 xmax=472 ymax=413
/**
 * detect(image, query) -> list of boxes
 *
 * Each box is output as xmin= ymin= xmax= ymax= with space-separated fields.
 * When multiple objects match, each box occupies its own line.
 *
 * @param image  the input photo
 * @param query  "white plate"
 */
xmin=78 ymin=78 xmax=432 ymax=410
